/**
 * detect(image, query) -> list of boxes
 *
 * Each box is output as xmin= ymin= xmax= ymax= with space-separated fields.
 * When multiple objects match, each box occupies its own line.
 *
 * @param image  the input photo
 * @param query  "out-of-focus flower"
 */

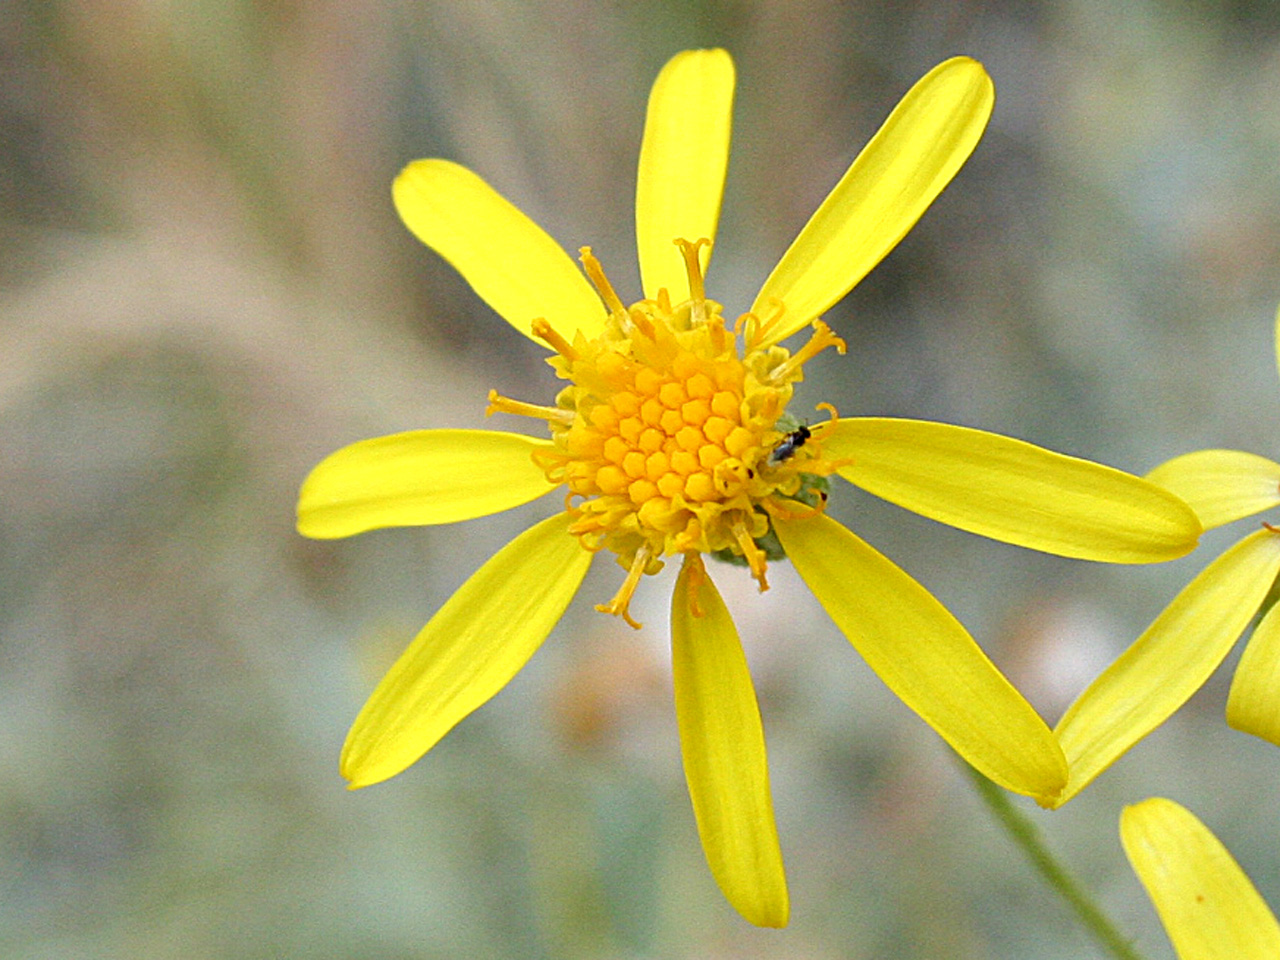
xmin=1052 ymin=308 xmax=1280 ymax=805
xmin=1122 ymin=797 xmax=1280 ymax=959
xmin=298 ymin=49 xmax=1200 ymax=925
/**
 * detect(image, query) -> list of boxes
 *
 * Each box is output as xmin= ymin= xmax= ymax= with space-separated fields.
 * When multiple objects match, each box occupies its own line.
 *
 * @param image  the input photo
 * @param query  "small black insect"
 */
xmin=767 ymin=423 xmax=811 ymax=466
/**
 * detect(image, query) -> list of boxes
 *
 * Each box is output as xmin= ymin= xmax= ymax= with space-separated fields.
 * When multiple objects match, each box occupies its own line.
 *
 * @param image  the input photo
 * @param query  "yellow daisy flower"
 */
xmin=1122 ymin=798 xmax=1280 ymax=959
xmin=298 ymin=49 xmax=1199 ymax=926
xmin=1052 ymin=308 xmax=1280 ymax=806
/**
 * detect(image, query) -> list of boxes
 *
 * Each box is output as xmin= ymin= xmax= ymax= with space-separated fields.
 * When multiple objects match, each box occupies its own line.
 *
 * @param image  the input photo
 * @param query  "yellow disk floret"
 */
xmin=487 ymin=239 xmax=848 ymax=627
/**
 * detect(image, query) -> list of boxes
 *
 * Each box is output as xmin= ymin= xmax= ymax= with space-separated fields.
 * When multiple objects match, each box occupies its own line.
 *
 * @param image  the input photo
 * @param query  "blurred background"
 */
xmin=4 ymin=0 xmax=1280 ymax=956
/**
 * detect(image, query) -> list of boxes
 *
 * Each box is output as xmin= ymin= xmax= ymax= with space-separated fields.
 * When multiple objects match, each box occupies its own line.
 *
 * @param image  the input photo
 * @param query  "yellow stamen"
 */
xmin=492 ymin=246 xmax=851 ymax=627
xmin=742 ymin=298 xmax=786 ymax=349
xmin=579 ymin=246 xmax=629 ymax=318
xmin=732 ymin=519 xmax=769 ymax=592
xmin=595 ymin=545 xmax=653 ymax=629
xmin=674 ymin=238 xmax=711 ymax=324
xmin=682 ymin=551 xmax=707 ymax=618
xmin=762 ymin=493 xmax=826 ymax=522
xmin=768 ymin=320 xmax=847 ymax=384
xmin=531 ymin=318 xmax=579 ymax=360
xmin=486 ymin=389 xmax=574 ymax=425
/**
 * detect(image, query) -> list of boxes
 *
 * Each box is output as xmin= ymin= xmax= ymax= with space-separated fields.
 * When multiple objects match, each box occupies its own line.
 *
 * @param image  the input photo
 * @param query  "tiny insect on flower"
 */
xmin=767 ymin=423 xmax=812 ymax=466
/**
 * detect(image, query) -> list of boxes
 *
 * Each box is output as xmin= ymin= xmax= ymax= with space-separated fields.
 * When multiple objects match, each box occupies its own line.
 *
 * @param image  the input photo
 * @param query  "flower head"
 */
xmin=298 ymin=49 xmax=1200 ymax=926
xmin=1050 ymin=306 xmax=1280 ymax=805
xmin=1122 ymin=798 xmax=1280 ymax=959
xmin=491 ymin=240 xmax=851 ymax=622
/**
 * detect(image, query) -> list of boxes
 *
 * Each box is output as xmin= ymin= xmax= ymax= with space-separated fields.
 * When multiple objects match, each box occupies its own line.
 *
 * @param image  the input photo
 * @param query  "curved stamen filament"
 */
xmin=742 ymin=298 xmax=786 ymax=350
xmin=768 ymin=320 xmax=847 ymax=384
xmin=762 ymin=493 xmax=825 ymax=522
xmin=813 ymin=401 xmax=840 ymax=431
xmin=596 ymin=545 xmax=653 ymax=629
xmin=732 ymin=519 xmax=769 ymax=592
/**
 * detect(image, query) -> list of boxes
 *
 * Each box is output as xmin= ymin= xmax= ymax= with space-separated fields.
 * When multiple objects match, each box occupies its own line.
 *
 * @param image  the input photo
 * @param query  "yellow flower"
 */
xmin=1122 ymin=798 xmax=1280 ymax=959
xmin=298 ymin=49 xmax=1200 ymax=926
xmin=1051 ymin=307 xmax=1280 ymax=806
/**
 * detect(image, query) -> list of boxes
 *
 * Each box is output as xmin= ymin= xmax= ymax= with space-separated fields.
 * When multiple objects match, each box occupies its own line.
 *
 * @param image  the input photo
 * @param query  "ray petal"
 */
xmin=774 ymin=512 xmax=1066 ymax=803
xmin=340 ymin=512 xmax=591 ymax=787
xmin=672 ymin=556 xmax=788 ymax=928
xmin=393 ymin=159 xmax=606 ymax=342
xmin=636 ymin=49 xmax=735 ymax=303
xmin=825 ymin=417 xmax=1201 ymax=562
xmin=297 ymin=429 xmax=557 ymax=538
xmin=750 ymin=57 xmax=993 ymax=344
xmin=1147 ymin=449 xmax=1280 ymax=530
xmin=1227 ymin=596 xmax=1280 ymax=746
xmin=1122 ymin=798 xmax=1280 ymax=960
xmin=1054 ymin=528 xmax=1280 ymax=805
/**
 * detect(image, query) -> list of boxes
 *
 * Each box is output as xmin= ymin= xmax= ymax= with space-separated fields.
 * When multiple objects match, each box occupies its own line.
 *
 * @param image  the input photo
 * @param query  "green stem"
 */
xmin=962 ymin=762 xmax=1146 ymax=960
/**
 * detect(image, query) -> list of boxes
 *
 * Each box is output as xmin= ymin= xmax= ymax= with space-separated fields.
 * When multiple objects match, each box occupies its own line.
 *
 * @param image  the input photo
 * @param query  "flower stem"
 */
xmin=961 ymin=762 xmax=1146 ymax=960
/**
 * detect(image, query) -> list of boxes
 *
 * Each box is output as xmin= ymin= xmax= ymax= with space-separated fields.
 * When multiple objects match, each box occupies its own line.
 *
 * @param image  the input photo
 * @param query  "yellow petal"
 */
xmin=1227 ymin=596 xmax=1280 ymax=745
xmin=1054 ymin=528 xmax=1280 ymax=805
xmin=1147 ymin=449 xmax=1280 ymax=530
xmin=340 ymin=512 xmax=590 ymax=787
xmin=774 ymin=512 xmax=1066 ymax=803
xmin=297 ymin=430 xmax=557 ymax=539
xmin=750 ymin=57 xmax=993 ymax=344
xmin=672 ymin=556 xmax=788 ymax=927
xmin=825 ymin=417 xmax=1201 ymax=563
xmin=636 ymin=49 xmax=735 ymax=303
xmin=1122 ymin=798 xmax=1280 ymax=960
xmin=393 ymin=159 xmax=606 ymax=342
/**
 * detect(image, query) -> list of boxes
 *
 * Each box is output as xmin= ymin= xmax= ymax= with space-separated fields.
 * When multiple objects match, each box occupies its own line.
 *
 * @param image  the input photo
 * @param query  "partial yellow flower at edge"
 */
xmin=1052 ymin=528 xmax=1280 ymax=806
xmin=1147 ymin=449 xmax=1280 ymax=531
xmin=1122 ymin=798 xmax=1280 ymax=960
xmin=300 ymin=48 xmax=1203 ymax=926
xmin=1052 ymin=307 xmax=1280 ymax=800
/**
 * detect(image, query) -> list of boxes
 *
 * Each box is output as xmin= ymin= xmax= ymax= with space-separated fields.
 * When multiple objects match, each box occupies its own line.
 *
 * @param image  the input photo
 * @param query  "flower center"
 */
xmin=488 ymin=239 xmax=847 ymax=626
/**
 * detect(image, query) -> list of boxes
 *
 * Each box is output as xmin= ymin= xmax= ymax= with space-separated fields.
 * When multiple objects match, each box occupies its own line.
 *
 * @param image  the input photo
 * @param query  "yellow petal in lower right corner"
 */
xmin=1122 ymin=798 xmax=1280 ymax=960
